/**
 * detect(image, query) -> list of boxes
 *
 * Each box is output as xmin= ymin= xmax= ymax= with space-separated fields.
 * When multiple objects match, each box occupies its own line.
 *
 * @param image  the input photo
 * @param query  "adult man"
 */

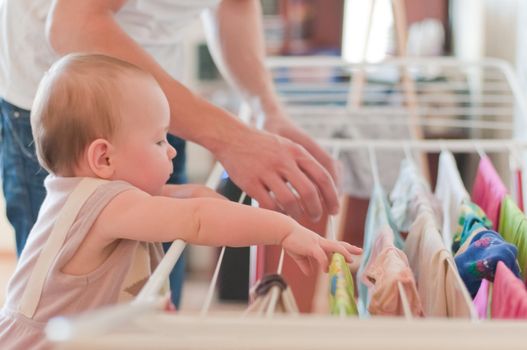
xmin=0 ymin=0 xmax=339 ymax=306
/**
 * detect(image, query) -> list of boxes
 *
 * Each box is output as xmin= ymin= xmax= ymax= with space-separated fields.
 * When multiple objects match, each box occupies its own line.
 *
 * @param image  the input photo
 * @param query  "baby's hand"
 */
xmin=280 ymin=223 xmax=362 ymax=275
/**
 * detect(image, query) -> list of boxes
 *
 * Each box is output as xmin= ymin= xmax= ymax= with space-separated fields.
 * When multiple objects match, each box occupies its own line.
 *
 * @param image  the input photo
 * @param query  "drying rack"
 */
xmin=46 ymin=57 xmax=527 ymax=349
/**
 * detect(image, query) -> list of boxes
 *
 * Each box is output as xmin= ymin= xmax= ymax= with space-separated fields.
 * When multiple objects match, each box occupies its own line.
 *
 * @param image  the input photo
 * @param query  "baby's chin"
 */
xmin=147 ymin=184 xmax=166 ymax=196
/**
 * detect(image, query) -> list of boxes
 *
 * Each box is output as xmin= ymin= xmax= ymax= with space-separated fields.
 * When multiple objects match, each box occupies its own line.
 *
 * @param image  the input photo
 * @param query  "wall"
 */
xmin=451 ymin=0 xmax=518 ymax=63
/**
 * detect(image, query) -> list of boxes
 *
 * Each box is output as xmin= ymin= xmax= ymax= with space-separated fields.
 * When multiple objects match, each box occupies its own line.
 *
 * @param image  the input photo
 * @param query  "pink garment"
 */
xmin=363 ymin=226 xmax=423 ymax=317
xmin=0 ymin=177 xmax=164 ymax=349
xmin=492 ymin=261 xmax=527 ymax=319
xmin=471 ymin=156 xmax=507 ymax=229
xmin=473 ymin=279 xmax=490 ymax=319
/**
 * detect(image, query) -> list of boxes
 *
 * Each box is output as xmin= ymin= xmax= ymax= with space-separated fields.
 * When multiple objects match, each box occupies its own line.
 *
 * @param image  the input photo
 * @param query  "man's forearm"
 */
xmin=46 ymin=0 xmax=247 ymax=153
xmin=46 ymin=0 xmax=340 ymax=219
xmin=203 ymin=0 xmax=282 ymax=117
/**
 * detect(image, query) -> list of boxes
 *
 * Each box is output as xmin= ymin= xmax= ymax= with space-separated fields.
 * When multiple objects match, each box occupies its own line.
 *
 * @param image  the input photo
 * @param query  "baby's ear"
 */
xmin=86 ymin=138 xmax=115 ymax=179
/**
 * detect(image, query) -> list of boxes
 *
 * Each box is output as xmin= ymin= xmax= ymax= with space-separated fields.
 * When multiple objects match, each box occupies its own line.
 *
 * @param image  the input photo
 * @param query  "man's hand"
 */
xmin=264 ymin=110 xmax=342 ymax=190
xmin=216 ymin=127 xmax=339 ymax=222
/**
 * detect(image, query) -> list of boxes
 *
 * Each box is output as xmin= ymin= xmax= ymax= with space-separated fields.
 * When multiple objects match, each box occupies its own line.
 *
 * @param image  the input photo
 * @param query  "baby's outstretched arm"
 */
xmin=94 ymin=188 xmax=361 ymax=273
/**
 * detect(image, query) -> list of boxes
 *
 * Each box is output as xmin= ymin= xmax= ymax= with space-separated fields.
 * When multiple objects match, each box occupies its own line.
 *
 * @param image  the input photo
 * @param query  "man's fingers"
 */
xmin=219 ymin=129 xmax=338 ymax=217
xmin=299 ymin=135 xmax=340 ymax=184
xmin=297 ymin=154 xmax=339 ymax=215
xmin=281 ymin=169 xmax=323 ymax=221
xmin=247 ymin=182 xmax=281 ymax=212
xmin=264 ymin=175 xmax=303 ymax=219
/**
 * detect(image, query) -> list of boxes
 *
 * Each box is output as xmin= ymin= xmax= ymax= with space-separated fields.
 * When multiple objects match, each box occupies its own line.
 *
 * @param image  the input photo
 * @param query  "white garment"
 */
xmin=434 ymin=151 xmax=469 ymax=252
xmin=390 ymin=158 xmax=431 ymax=232
xmin=389 ymin=158 xmax=443 ymax=232
xmin=0 ymin=0 xmax=219 ymax=109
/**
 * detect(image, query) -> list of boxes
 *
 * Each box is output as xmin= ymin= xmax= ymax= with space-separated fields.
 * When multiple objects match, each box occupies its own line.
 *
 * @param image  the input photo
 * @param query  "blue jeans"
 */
xmin=0 ymin=99 xmax=48 ymax=256
xmin=0 ymin=99 xmax=188 ymax=308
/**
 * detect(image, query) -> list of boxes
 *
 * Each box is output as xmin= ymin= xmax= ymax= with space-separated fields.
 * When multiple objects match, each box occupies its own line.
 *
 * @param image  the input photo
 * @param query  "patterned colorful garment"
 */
xmin=454 ymin=230 xmax=521 ymax=297
xmin=452 ymin=200 xmax=492 ymax=254
xmin=329 ymin=253 xmax=358 ymax=316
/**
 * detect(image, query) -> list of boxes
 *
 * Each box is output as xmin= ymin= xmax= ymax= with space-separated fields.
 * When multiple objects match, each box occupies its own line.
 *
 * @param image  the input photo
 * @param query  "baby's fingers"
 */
xmin=338 ymin=241 xmax=362 ymax=255
xmin=321 ymin=240 xmax=360 ymax=263
xmin=295 ymin=257 xmax=311 ymax=276
xmin=341 ymin=241 xmax=362 ymax=255
xmin=312 ymin=245 xmax=329 ymax=272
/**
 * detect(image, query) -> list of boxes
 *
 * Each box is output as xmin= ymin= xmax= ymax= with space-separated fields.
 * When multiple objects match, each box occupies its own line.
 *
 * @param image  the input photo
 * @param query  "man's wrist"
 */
xmin=202 ymin=109 xmax=254 ymax=159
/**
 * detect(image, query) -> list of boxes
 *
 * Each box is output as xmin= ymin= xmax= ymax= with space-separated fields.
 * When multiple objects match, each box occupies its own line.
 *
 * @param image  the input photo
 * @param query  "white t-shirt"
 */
xmin=0 ymin=0 xmax=219 ymax=110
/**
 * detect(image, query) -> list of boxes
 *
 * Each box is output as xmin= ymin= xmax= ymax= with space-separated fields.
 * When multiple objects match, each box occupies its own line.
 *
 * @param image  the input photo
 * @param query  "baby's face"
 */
xmin=108 ymin=75 xmax=176 ymax=195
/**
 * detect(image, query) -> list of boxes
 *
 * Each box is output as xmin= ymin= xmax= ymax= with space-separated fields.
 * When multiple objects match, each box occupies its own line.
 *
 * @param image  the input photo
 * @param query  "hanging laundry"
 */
xmin=491 ymin=261 xmax=527 ymax=319
xmin=390 ymin=159 xmax=441 ymax=233
xmin=357 ymin=184 xmax=404 ymax=316
xmin=329 ymin=253 xmax=358 ymax=316
xmin=245 ymin=274 xmax=299 ymax=316
xmin=472 ymin=156 xmax=507 ymax=228
xmin=473 ymin=279 xmax=491 ymax=319
xmin=498 ymin=196 xmax=527 ymax=278
xmin=451 ymin=201 xmax=492 ymax=254
xmin=362 ymin=226 xmax=423 ymax=317
xmin=514 ymin=169 xmax=524 ymax=211
xmin=435 ymin=151 xmax=470 ymax=252
xmin=405 ymin=209 xmax=475 ymax=318
xmin=454 ymin=229 xmax=520 ymax=297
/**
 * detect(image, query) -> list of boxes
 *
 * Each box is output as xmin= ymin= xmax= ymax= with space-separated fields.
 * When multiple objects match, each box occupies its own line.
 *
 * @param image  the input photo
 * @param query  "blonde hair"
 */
xmin=31 ymin=53 xmax=152 ymax=175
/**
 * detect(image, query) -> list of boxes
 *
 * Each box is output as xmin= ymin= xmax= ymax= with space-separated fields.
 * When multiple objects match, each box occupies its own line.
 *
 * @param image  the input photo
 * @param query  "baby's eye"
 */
xmin=156 ymin=140 xmax=166 ymax=146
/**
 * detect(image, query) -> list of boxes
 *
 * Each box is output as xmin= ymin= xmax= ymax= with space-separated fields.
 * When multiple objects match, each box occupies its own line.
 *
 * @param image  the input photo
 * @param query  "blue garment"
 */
xmin=455 ymin=229 xmax=521 ymax=298
xmin=0 ymin=99 xmax=48 ymax=256
xmin=0 ymin=99 xmax=188 ymax=308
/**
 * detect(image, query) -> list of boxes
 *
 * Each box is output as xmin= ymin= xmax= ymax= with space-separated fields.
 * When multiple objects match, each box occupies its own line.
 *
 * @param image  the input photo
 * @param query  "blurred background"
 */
xmin=1 ymin=0 xmax=526 ymax=311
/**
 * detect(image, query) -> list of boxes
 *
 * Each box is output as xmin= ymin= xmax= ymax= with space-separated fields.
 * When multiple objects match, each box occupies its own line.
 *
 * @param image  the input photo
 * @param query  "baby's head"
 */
xmin=32 ymin=53 xmax=176 ymax=195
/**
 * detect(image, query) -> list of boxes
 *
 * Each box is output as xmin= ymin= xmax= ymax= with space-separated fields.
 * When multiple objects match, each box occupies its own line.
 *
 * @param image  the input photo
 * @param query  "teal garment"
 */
xmin=357 ymin=184 xmax=404 ymax=316
xmin=451 ymin=201 xmax=493 ymax=254
xmin=498 ymin=195 xmax=527 ymax=278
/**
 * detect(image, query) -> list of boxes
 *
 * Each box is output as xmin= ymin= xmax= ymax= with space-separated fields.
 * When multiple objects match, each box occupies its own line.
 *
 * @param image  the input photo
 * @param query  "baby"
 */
xmin=0 ymin=54 xmax=360 ymax=348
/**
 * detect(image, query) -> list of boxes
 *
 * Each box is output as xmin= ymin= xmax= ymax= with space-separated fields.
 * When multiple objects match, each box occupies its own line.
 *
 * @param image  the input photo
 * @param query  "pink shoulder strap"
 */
xmin=18 ymin=178 xmax=108 ymax=318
